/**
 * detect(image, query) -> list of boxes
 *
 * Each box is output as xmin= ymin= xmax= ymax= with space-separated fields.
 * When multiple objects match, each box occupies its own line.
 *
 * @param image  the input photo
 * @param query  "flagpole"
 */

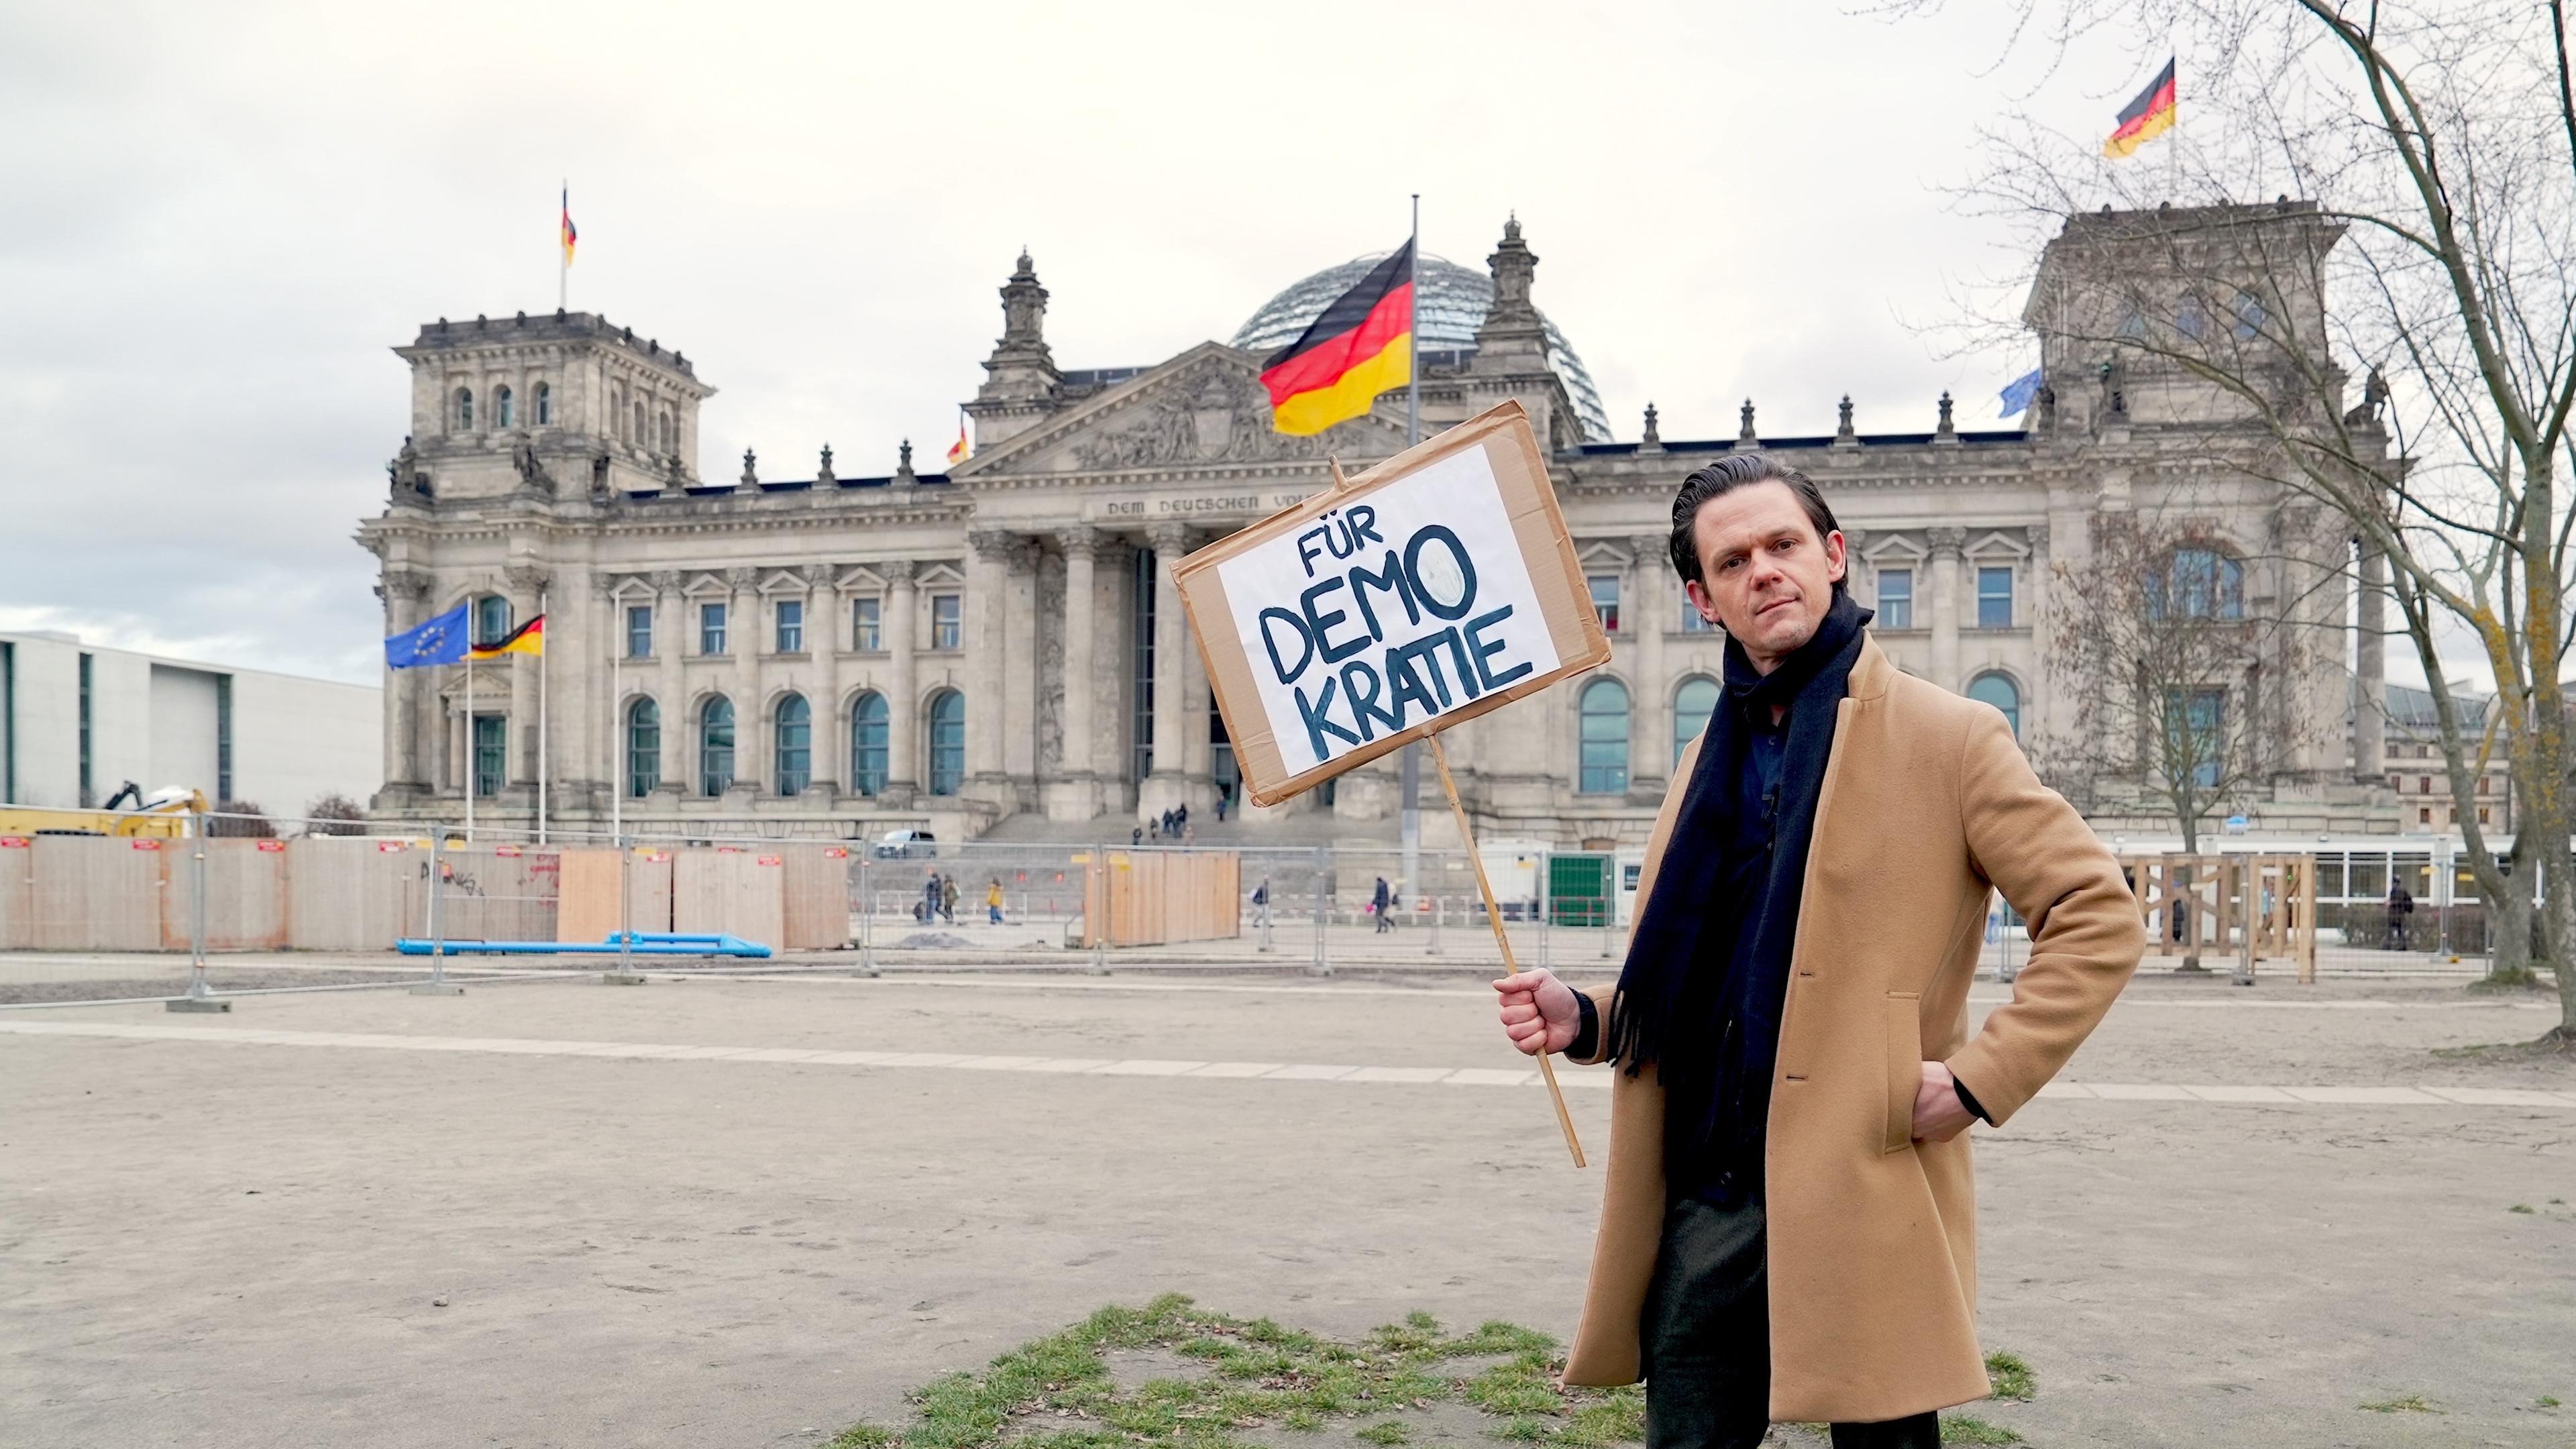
xmin=610 ymin=645 xmax=623 ymax=845
xmin=464 ymin=651 xmax=475 ymax=844
xmin=558 ymin=179 xmax=568 ymax=312
xmin=1398 ymin=193 xmax=1423 ymax=916
xmin=537 ymin=586 xmax=549 ymax=847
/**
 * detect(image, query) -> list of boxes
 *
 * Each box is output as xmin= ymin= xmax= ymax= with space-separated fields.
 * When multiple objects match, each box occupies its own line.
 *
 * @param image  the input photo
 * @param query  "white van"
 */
xmin=872 ymin=828 xmax=938 ymax=859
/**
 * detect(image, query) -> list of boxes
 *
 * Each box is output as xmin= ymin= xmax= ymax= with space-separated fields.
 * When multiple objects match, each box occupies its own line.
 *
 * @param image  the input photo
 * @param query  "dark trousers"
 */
xmin=1642 ymin=1197 xmax=1941 ymax=1449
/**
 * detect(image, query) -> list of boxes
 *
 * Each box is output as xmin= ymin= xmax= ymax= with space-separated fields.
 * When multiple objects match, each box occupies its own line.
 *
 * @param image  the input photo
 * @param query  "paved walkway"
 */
xmin=8 ymin=1016 xmax=2569 ymax=1109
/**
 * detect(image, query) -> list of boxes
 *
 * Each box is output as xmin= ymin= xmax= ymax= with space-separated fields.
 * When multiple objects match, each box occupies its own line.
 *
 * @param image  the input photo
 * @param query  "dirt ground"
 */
xmin=1 ymin=969 xmax=2569 ymax=1448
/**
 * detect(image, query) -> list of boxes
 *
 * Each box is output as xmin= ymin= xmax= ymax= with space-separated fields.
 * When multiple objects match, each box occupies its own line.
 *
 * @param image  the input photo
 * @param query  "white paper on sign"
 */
xmin=1216 ymin=443 xmax=1561 ymax=775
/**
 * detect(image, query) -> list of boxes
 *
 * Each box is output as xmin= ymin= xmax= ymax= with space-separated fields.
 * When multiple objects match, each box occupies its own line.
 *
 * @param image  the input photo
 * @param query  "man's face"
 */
xmin=1681 ymin=480 xmax=1847 ymax=672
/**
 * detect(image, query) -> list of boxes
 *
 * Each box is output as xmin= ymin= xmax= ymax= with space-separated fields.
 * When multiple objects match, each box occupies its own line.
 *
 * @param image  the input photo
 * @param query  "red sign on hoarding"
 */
xmin=757 ymin=855 xmax=782 ymax=867
xmin=256 ymin=840 xmax=286 ymax=853
xmin=130 ymin=839 xmax=162 ymax=851
xmin=821 ymin=847 xmax=848 ymax=859
xmin=0 ymin=836 xmax=28 ymax=849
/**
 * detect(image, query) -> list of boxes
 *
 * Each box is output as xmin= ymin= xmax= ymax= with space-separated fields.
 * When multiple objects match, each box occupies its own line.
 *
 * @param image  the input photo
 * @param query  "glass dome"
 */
xmin=1232 ymin=251 xmax=1614 ymax=442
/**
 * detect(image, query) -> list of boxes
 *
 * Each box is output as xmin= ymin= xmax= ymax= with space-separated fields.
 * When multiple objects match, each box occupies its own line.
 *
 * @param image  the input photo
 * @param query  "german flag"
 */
xmin=2104 ymin=58 xmax=2177 ymax=158
xmin=471 ymin=614 xmax=545 ymax=658
xmin=1259 ymin=239 xmax=1413 ymax=436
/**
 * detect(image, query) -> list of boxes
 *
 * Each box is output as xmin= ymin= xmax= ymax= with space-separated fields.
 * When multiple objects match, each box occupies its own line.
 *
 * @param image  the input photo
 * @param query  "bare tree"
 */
xmin=2045 ymin=513 xmax=2327 ymax=967
xmin=206 ymin=801 xmax=275 ymax=839
xmin=303 ymin=792 xmax=368 ymax=837
xmin=1879 ymin=0 xmax=2576 ymax=1042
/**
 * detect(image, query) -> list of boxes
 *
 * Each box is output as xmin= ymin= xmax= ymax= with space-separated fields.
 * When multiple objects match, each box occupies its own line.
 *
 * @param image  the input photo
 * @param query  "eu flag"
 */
xmin=386 ymin=602 xmax=469 ymax=669
xmin=1998 ymin=368 xmax=2043 ymax=419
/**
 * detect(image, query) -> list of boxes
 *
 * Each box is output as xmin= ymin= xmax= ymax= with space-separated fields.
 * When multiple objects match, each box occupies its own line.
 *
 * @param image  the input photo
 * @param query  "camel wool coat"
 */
xmin=1559 ymin=637 xmax=2142 ymax=1424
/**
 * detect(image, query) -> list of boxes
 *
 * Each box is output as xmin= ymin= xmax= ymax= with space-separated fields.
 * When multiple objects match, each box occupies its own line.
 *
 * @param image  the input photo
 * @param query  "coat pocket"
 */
xmin=1883 ymin=991 xmax=1923 ymax=1154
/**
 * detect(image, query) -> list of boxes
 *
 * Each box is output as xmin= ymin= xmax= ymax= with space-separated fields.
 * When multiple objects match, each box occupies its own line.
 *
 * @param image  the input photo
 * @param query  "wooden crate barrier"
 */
xmin=2116 ymin=853 xmax=2318 ymax=983
xmin=1081 ymin=851 xmax=1242 ymax=948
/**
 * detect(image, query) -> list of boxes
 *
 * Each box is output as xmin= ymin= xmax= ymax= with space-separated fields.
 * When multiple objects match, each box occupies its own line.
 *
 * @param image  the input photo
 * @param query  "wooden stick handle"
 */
xmin=1431 ymin=732 xmax=1586 ymax=1169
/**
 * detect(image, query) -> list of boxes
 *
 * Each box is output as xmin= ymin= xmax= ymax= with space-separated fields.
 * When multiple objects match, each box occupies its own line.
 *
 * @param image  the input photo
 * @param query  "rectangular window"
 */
xmin=2167 ymin=688 xmax=2226 ymax=790
xmin=853 ymin=596 xmax=881 ymax=651
xmin=699 ymin=602 xmax=727 ymax=656
xmin=474 ymin=594 xmax=511 ymax=647
xmin=472 ymin=715 xmax=506 ymax=798
xmin=1587 ymin=574 xmax=1621 ymax=633
xmin=1977 ymin=566 xmax=2014 ymax=629
xmin=626 ymin=605 xmax=653 ymax=659
xmin=1131 ymin=551 xmax=1155 ymax=784
xmin=930 ymin=593 xmax=961 ymax=650
xmin=775 ymin=598 xmax=804 ymax=654
xmin=215 ymin=674 xmax=233 ymax=804
xmin=1 ymin=640 xmax=15 ymax=804
xmin=1681 ymin=600 xmax=1715 ymax=633
xmin=1877 ymin=569 xmax=1914 ymax=630
xmin=76 ymin=652 xmax=93 ymax=805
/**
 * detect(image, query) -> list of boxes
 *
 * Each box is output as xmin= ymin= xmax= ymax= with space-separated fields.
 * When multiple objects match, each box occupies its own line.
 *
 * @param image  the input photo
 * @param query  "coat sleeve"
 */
xmin=1943 ymin=706 xmax=2143 ymax=1125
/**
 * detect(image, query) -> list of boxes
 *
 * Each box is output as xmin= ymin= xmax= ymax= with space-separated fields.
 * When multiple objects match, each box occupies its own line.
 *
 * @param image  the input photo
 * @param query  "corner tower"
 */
xmin=391 ymin=310 xmax=716 ymax=501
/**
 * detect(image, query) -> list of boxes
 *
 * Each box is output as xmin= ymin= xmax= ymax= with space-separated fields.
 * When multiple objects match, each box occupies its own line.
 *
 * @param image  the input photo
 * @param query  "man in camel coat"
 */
xmin=1495 ymin=455 xmax=2141 ymax=1447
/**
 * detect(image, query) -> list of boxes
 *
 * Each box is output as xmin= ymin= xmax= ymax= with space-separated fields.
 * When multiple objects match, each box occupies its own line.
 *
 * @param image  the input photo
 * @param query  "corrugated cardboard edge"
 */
xmin=1173 ymin=400 xmax=1613 ymax=808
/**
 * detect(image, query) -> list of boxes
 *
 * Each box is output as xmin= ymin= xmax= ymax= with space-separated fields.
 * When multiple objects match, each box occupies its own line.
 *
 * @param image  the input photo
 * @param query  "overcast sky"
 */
xmin=4 ymin=1 xmax=2236 ymax=687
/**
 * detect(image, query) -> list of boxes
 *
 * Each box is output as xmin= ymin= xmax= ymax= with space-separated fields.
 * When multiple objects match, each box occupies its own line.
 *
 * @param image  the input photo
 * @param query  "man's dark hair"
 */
xmin=1665 ymin=454 xmax=1843 ymax=588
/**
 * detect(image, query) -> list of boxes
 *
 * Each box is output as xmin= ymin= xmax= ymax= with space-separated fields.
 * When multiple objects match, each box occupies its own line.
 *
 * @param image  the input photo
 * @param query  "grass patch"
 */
xmin=1982 ymin=1350 xmax=2034 ymax=1403
xmin=833 ymin=1297 xmax=1642 ymax=1449
xmin=2359 ymin=1394 xmax=2438 ymax=1414
xmin=2540 ymin=1395 xmax=2562 ymax=1409
xmin=2511 ymin=1203 xmax=2536 ymax=1214
xmin=1939 ymin=1415 xmax=2023 ymax=1444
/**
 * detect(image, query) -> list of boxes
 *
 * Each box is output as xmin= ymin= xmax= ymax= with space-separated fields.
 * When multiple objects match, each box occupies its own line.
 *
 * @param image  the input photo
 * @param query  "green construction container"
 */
xmin=1548 ymin=853 xmax=1611 ymax=928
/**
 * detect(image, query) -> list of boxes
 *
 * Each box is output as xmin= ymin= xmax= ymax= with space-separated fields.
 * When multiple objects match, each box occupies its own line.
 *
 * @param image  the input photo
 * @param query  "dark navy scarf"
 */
xmin=1605 ymin=590 xmax=1872 ymax=1195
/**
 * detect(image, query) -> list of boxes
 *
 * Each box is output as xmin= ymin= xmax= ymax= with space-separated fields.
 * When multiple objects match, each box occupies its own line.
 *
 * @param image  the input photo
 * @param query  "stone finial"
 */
xmin=1002 ymin=252 xmax=1047 ymax=347
xmin=896 ymin=439 xmax=917 ymax=484
xmin=816 ymin=443 xmax=836 ymax=486
xmin=1936 ymin=390 xmax=1957 ymax=439
xmin=1737 ymin=398 xmax=1758 ymax=445
xmin=741 ymin=447 xmax=758 ymax=486
xmin=1836 ymin=395 xmax=1856 ymax=442
xmin=1640 ymin=402 xmax=1662 ymax=451
xmin=1472 ymin=213 xmax=1546 ymax=373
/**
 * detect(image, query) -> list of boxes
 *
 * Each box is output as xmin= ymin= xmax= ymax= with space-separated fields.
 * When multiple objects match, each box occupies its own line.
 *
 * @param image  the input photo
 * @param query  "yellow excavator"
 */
xmin=0 ymin=782 xmax=208 ymax=839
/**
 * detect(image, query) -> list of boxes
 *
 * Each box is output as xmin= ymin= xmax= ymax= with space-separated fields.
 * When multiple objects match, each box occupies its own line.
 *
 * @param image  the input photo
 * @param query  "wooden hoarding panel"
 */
xmin=1172 ymin=402 xmax=1611 ymax=807
xmin=780 ymin=846 xmax=850 ymax=951
xmin=0 ymin=836 xmax=33 ymax=950
xmin=556 ymin=849 xmax=623 ymax=944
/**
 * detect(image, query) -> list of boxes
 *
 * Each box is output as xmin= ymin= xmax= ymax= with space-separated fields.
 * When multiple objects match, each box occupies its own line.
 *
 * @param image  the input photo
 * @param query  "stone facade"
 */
xmin=358 ymin=207 xmax=2397 ymax=845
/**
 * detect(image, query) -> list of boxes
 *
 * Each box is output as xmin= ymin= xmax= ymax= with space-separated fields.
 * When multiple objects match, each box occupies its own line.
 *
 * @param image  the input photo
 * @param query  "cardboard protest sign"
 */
xmin=1174 ymin=401 xmax=1611 ymax=807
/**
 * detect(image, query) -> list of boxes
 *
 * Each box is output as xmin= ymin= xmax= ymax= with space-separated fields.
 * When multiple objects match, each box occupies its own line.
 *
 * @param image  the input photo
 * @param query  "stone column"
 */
xmin=2355 ymin=538 xmax=2387 ymax=779
xmin=1003 ymin=537 xmax=1041 ymax=797
xmin=380 ymin=572 xmax=430 ymax=791
xmin=965 ymin=531 xmax=1014 ymax=802
xmin=1927 ymin=527 xmax=1966 ymax=690
xmin=807 ymin=562 xmax=842 ymax=797
xmin=726 ymin=565 xmax=761 ymax=800
xmin=651 ymin=571 xmax=684 ymax=799
xmin=504 ymin=566 xmax=549 ymax=792
xmin=884 ymin=560 xmax=920 ymax=804
xmin=1141 ymin=523 xmax=1191 ymax=818
xmin=1627 ymin=536 xmax=1670 ymax=795
xmin=1054 ymin=527 xmax=1102 ymax=820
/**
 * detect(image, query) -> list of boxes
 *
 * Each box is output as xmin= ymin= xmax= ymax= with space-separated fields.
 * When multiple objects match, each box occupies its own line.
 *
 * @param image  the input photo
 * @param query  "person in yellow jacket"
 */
xmin=985 ymin=878 xmax=1004 ymax=926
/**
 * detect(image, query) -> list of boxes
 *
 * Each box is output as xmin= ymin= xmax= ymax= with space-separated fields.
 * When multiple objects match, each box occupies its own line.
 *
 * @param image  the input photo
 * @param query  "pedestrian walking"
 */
xmin=1252 ymin=879 xmax=1269 ymax=927
xmin=986 ymin=877 xmax=1005 ymax=926
xmin=1372 ymin=875 xmax=1392 ymax=934
xmin=919 ymin=872 xmax=941 ymax=924
xmin=2385 ymin=880 xmax=2414 ymax=950
xmin=1493 ymin=455 xmax=2138 ymax=1442
xmin=941 ymin=874 xmax=959 ymax=924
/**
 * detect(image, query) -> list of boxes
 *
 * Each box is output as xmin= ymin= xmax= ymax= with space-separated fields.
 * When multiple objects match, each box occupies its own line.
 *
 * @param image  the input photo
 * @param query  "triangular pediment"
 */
xmin=960 ymin=341 xmax=1415 ymax=479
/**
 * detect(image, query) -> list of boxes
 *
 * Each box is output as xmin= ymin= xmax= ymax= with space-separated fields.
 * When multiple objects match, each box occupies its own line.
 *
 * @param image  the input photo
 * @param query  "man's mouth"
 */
xmin=1755 ymin=596 xmax=1799 ymax=619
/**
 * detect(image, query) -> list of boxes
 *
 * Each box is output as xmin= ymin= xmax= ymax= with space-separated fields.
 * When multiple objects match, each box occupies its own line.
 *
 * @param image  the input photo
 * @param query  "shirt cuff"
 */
xmin=1567 ymin=990 xmax=1600 ymax=1061
xmin=1949 ymin=1069 xmax=1990 ymax=1124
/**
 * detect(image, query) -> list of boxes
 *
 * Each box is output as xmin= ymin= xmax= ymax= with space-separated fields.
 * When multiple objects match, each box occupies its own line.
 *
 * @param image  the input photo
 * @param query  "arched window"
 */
xmin=2149 ymin=547 xmax=2246 ymax=620
xmin=633 ymin=401 xmax=647 ymax=446
xmin=2175 ymin=294 xmax=2209 ymax=341
xmin=495 ymin=384 xmax=514 ymax=428
xmin=472 ymin=594 xmax=511 ymax=647
xmin=850 ymin=692 xmax=889 ymax=796
xmin=533 ymin=381 xmax=552 ymax=425
xmin=2231 ymin=290 xmax=2267 ymax=341
xmin=2115 ymin=308 xmax=2148 ymax=341
xmin=1578 ymin=678 xmax=1629 ymax=794
xmin=455 ymin=387 xmax=474 ymax=431
xmin=659 ymin=411 xmax=674 ymax=451
xmin=926 ymin=690 xmax=965 ymax=796
xmin=1673 ymin=676 xmax=1721 ymax=767
xmin=626 ymin=698 xmax=660 ymax=797
xmin=699 ymin=696 xmax=735 ymax=796
xmin=774 ymin=694 xmax=810 ymax=796
xmin=1966 ymin=672 xmax=2022 ymax=738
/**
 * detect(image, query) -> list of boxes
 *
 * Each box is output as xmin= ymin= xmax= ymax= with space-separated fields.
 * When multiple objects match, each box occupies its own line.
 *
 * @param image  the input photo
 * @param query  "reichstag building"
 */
xmin=360 ymin=207 xmax=2396 ymax=845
